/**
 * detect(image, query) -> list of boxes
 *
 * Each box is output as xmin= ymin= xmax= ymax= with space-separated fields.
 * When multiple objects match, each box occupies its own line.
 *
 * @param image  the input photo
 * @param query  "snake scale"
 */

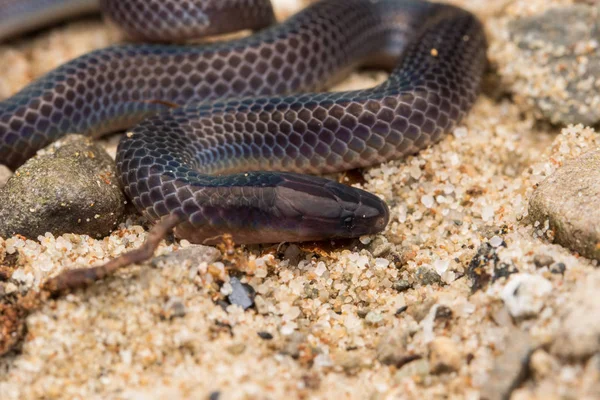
xmin=0 ymin=0 xmax=487 ymax=244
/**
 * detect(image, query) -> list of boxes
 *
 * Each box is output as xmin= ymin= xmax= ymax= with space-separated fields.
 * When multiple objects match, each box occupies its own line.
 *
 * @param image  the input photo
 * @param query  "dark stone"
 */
xmin=0 ymin=135 xmax=125 ymax=239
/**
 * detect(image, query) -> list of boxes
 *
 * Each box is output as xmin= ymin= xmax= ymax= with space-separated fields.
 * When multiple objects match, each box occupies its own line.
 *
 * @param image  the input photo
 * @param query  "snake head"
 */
xmin=268 ymin=173 xmax=390 ymax=243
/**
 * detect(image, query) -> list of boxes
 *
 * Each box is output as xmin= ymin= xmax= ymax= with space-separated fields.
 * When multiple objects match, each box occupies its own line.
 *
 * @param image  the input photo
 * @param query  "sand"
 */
xmin=1 ymin=1 xmax=599 ymax=399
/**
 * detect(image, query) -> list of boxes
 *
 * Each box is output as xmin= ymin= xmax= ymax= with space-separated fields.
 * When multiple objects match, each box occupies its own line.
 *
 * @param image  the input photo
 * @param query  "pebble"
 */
xmin=415 ymin=267 xmax=443 ymax=286
xmin=529 ymin=150 xmax=600 ymax=260
xmin=533 ymin=254 xmax=554 ymax=268
xmin=551 ymin=270 xmax=600 ymax=359
xmin=480 ymin=329 xmax=534 ymax=400
xmin=227 ymin=277 xmax=256 ymax=310
xmin=429 ymin=337 xmax=462 ymax=374
xmin=500 ymin=273 xmax=553 ymax=319
xmin=392 ymin=280 xmax=412 ymax=292
xmin=0 ymin=135 xmax=126 ymax=239
xmin=508 ymin=4 xmax=600 ymax=125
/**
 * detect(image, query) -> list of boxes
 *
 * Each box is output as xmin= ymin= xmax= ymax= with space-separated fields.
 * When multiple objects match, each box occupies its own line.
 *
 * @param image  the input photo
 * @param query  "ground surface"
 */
xmin=1 ymin=0 xmax=599 ymax=399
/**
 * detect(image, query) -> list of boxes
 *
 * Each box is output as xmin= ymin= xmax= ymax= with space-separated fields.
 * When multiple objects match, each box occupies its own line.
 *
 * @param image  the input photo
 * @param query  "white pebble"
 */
xmin=433 ymin=259 xmax=450 ymax=274
xmin=315 ymin=261 xmax=327 ymax=276
xmin=489 ymin=236 xmax=503 ymax=248
xmin=375 ymin=258 xmax=390 ymax=269
xmin=421 ymin=195 xmax=435 ymax=208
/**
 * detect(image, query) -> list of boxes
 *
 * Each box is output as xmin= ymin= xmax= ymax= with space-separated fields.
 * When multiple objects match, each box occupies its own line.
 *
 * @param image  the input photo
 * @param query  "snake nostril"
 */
xmin=343 ymin=216 xmax=355 ymax=231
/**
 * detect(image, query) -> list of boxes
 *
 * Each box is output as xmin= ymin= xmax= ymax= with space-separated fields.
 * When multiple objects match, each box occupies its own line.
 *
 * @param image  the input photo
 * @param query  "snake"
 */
xmin=0 ymin=0 xmax=487 ymax=244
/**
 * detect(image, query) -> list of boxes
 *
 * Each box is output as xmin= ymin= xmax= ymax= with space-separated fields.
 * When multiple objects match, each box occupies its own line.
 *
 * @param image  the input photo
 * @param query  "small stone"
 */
xmin=257 ymin=331 xmax=273 ymax=340
xmin=549 ymin=262 xmax=566 ymax=275
xmin=0 ymin=135 xmax=125 ymax=239
xmin=500 ymin=273 xmax=553 ymax=319
xmin=533 ymin=254 xmax=554 ymax=268
xmin=434 ymin=305 xmax=453 ymax=322
xmin=369 ymin=236 xmax=392 ymax=257
xmin=429 ymin=337 xmax=462 ymax=374
xmin=227 ymin=277 xmax=255 ymax=310
xmin=552 ymin=270 xmax=600 ymax=359
xmin=529 ymin=150 xmax=600 ymax=260
xmin=489 ymin=235 xmax=504 ymax=248
xmin=225 ymin=343 xmax=247 ymax=355
xmin=480 ymin=329 xmax=534 ymax=400
xmin=392 ymin=280 xmax=412 ymax=292
xmin=365 ymin=311 xmax=384 ymax=325
xmin=416 ymin=267 xmax=443 ymax=286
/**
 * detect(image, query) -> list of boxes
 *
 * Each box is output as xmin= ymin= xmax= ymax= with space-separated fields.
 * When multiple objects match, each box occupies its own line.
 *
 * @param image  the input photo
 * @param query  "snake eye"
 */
xmin=343 ymin=216 xmax=355 ymax=231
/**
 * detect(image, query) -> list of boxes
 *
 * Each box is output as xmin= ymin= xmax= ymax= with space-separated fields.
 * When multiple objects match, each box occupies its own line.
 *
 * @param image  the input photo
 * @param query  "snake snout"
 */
xmin=273 ymin=174 xmax=389 ymax=242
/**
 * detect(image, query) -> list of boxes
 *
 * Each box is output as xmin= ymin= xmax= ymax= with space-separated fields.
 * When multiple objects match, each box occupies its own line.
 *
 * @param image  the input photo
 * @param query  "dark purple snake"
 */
xmin=0 ymin=0 xmax=487 ymax=244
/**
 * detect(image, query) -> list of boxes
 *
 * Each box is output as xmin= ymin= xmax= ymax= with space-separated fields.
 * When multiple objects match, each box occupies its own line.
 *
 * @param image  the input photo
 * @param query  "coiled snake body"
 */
xmin=0 ymin=0 xmax=487 ymax=244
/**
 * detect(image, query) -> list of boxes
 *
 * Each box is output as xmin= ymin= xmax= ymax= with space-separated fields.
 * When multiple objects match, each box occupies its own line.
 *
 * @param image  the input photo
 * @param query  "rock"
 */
xmin=392 ymin=279 xmax=412 ymax=292
xmin=369 ymin=236 xmax=392 ymax=257
xmin=364 ymin=310 xmax=384 ymax=325
xmin=227 ymin=277 xmax=255 ymax=310
xmin=500 ymin=273 xmax=553 ymax=319
xmin=508 ymin=5 xmax=600 ymax=125
xmin=480 ymin=329 xmax=535 ymax=400
xmin=551 ymin=270 xmax=600 ymax=359
xmin=225 ymin=343 xmax=247 ymax=355
xmin=429 ymin=337 xmax=462 ymax=374
xmin=549 ymin=262 xmax=566 ymax=275
xmin=533 ymin=254 xmax=554 ymax=269
xmin=415 ymin=267 xmax=443 ymax=286
xmin=529 ymin=150 xmax=600 ymax=260
xmin=257 ymin=331 xmax=273 ymax=340
xmin=0 ymin=135 xmax=125 ymax=239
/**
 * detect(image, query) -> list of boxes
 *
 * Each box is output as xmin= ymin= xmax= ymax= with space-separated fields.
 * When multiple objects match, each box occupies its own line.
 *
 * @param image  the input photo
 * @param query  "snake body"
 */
xmin=0 ymin=0 xmax=487 ymax=244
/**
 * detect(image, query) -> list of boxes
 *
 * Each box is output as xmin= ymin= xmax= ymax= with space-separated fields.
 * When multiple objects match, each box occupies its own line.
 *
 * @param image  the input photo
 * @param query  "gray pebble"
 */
xmin=529 ymin=150 xmax=600 ymax=260
xmin=392 ymin=279 xmax=412 ymax=292
xmin=533 ymin=254 xmax=554 ymax=268
xmin=0 ymin=135 xmax=125 ymax=239
xmin=227 ymin=277 xmax=255 ymax=310
xmin=415 ymin=267 xmax=443 ymax=286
